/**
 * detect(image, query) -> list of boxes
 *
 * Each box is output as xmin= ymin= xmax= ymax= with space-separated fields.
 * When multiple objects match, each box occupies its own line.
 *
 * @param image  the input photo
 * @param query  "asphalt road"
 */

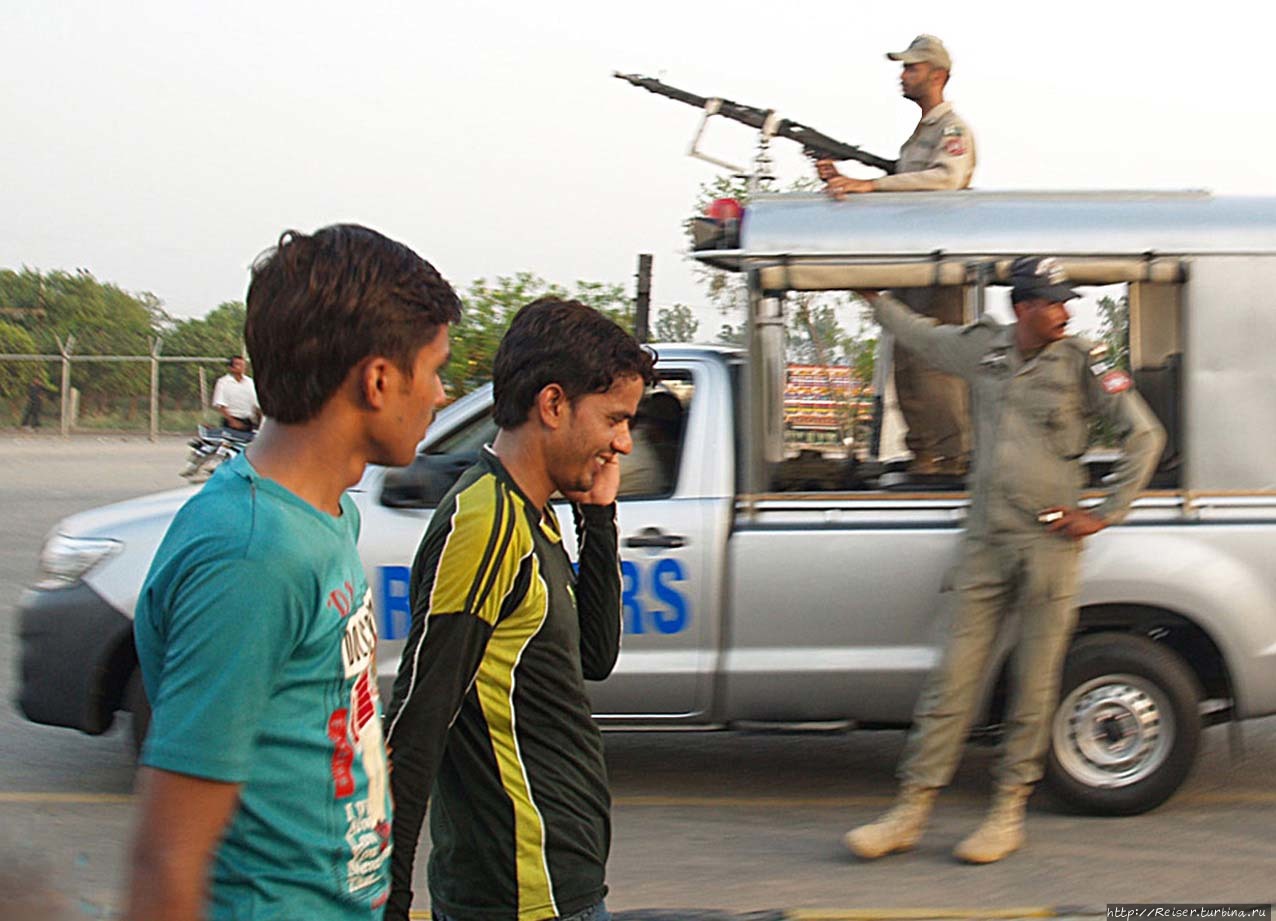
xmin=1 ymin=435 xmax=1273 ymax=919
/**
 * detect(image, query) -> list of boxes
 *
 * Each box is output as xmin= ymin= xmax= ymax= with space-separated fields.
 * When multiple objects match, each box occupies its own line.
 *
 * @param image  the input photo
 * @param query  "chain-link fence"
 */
xmin=0 ymin=343 xmax=233 ymax=438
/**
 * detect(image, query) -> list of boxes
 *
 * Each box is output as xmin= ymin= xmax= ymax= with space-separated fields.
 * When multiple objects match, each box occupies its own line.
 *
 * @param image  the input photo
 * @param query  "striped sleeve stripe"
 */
xmin=468 ymin=487 xmax=521 ymax=625
xmin=474 ymin=554 xmax=557 ymax=921
xmin=429 ymin=477 xmax=511 ymax=627
xmin=462 ymin=478 xmax=507 ymax=618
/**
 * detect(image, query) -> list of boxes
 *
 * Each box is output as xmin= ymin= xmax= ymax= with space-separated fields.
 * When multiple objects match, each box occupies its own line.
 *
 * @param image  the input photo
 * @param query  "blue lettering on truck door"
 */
xmin=381 ymin=560 xmax=689 ymax=640
xmin=621 ymin=558 xmax=689 ymax=635
xmin=379 ymin=565 xmax=412 ymax=640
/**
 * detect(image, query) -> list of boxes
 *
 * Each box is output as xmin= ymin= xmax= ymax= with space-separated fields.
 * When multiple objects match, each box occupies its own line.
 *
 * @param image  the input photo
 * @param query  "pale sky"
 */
xmin=2 ymin=0 xmax=1272 ymax=334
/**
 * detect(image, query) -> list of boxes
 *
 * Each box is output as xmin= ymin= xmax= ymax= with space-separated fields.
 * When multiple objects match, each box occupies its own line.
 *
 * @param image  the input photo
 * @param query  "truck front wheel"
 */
xmin=1044 ymin=633 xmax=1201 ymax=816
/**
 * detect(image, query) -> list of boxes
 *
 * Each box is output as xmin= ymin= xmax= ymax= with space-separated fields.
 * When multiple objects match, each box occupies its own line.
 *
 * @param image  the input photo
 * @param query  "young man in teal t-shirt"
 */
xmin=128 ymin=225 xmax=461 ymax=921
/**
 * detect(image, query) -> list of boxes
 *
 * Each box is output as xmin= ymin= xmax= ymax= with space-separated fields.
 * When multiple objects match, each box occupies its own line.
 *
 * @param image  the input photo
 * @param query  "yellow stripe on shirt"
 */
xmin=429 ymin=476 xmax=518 ymax=626
xmin=475 ymin=549 xmax=557 ymax=921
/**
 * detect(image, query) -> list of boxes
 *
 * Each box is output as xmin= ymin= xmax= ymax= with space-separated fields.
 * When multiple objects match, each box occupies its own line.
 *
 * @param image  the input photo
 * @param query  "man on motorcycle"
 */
xmin=211 ymin=355 xmax=260 ymax=431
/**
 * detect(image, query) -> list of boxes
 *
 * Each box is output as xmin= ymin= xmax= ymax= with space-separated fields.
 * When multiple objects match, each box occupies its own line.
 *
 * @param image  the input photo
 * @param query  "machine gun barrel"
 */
xmin=614 ymin=72 xmax=897 ymax=175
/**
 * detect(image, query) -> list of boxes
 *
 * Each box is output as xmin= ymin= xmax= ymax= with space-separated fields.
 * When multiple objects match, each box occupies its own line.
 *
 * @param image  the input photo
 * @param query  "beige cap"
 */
xmin=886 ymin=34 xmax=952 ymax=71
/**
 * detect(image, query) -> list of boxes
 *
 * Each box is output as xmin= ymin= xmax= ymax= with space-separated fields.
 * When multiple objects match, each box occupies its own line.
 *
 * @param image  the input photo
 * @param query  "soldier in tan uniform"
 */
xmin=845 ymin=258 xmax=1164 ymax=864
xmin=818 ymin=34 xmax=976 ymax=476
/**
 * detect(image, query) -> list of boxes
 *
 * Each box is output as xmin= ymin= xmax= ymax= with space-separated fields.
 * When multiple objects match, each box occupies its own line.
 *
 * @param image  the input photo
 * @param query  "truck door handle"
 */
xmin=625 ymin=528 xmax=687 ymax=549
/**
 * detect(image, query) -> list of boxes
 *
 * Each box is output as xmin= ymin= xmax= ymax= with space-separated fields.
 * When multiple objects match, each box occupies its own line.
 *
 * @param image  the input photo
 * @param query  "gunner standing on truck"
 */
xmin=818 ymin=34 xmax=976 ymax=476
xmin=846 ymin=258 xmax=1164 ymax=864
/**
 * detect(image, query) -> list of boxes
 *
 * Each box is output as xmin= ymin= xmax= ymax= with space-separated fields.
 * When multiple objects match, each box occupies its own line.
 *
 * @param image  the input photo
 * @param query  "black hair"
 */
xmin=245 ymin=224 xmax=461 ymax=424
xmin=491 ymin=297 xmax=656 ymax=429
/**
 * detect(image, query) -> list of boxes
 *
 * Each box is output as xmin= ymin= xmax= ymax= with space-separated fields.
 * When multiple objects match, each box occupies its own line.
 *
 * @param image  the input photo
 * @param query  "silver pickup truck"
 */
xmin=18 ymin=190 xmax=1276 ymax=818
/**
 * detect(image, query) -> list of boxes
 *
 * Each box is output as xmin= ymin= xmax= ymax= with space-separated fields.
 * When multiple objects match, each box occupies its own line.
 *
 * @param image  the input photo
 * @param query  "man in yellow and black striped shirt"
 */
xmin=385 ymin=298 xmax=656 ymax=921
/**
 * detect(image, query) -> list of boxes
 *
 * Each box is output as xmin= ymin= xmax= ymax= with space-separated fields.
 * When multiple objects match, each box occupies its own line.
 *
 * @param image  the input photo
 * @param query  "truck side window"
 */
xmin=619 ymin=375 xmax=693 ymax=500
xmin=1090 ymin=281 xmax=1181 ymax=488
xmin=773 ymin=361 xmax=872 ymax=493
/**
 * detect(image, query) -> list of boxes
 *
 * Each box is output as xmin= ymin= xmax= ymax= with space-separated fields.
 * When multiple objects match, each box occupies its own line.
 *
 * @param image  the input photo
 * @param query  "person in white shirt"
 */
xmin=211 ymin=356 xmax=261 ymax=431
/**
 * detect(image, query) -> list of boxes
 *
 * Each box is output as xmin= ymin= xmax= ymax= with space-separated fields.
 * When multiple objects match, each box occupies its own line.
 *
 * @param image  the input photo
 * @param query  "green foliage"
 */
xmin=565 ymin=279 xmax=633 ymax=329
xmin=0 ymin=268 xmax=50 ymax=338
xmin=0 ymin=264 xmax=652 ymax=423
xmin=159 ymin=300 xmax=248 ymax=407
xmin=787 ymin=295 xmax=843 ymax=364
xmin=164 ymin=301 xmax=246 ymax=357
xmin=0 ymin=267 xmax=163 ymax=414
xmin=843 ymin=299 xmax=878 ymax=388
xmin=1089 ymin=293 xmax=1132 ymax=447
xmin=0 ymin=268 xmax=155 ymax=354
xmin=653 ymin=304 xmax=699 ymax=343
xmin=1096 ymin=294 xmax=1130 ymax=370
xmin=689 ymin=176 xmax=750 ymax=316
xmin=0 ymin=321 xmax=41 ymax=401
xmin=0 ymin=319 xmax=38 ymax=356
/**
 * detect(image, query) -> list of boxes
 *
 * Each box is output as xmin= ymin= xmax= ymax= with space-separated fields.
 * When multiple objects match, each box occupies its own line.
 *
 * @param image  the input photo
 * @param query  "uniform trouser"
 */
xmin=893 ymin=287 xmax=970 ymax=464
xmin=898 ymin=533 xmax=1080 ymax=790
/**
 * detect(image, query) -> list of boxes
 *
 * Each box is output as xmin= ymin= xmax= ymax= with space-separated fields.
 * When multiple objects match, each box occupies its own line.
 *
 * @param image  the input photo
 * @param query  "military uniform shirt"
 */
xmin=873 ymin=101 xmax=976 ymax=192
xmin=873 ymin=295 xmax=1165 ymax=537
xmin=385 ymin=448 xmax=622 ymax=921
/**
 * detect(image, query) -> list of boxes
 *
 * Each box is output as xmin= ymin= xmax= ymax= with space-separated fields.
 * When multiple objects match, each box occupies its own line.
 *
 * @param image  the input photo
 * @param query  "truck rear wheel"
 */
xmin=125 ymin=669 xmax=151 ymax=757
xmin=1044 ymin=633 xmax=1201 ymax=816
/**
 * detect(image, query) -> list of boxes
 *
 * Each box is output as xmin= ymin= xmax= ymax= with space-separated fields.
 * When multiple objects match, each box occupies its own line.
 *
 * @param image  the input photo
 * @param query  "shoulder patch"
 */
xmin=940 ymin=124 xmax=966 ymax=156
xmin=1101 ymin=369 xmax=1133 ymax=394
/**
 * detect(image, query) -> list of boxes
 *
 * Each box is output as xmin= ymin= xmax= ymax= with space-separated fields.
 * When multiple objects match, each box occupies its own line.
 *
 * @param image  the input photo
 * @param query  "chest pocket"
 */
xmin=899 ymin=132 xmax=940 ymax=171
xmin=974 ymin=350 xmax=1012 ymax=405
xmin=1024 ymin=373 xmax=1087 ymax=459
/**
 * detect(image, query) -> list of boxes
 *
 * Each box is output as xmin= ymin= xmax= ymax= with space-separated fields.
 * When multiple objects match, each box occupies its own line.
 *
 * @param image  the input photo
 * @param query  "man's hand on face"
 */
xmin=1042 ymin=507 xmax=1108 ymax=541
xmin=825 ymin=176 xmax=875 ymax=199
xmin=562 ymin=455 xmax=622 ymax=508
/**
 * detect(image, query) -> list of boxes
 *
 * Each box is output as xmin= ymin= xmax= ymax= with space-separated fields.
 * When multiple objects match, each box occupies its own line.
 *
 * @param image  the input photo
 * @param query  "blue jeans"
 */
xmin=433 ymin=901 xmax=610 ymax=921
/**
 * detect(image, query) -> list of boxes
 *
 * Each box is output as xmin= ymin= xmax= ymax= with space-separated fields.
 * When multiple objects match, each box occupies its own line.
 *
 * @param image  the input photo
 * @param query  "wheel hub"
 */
xmin=1053 ymin=674 xmax=1173 ymax=788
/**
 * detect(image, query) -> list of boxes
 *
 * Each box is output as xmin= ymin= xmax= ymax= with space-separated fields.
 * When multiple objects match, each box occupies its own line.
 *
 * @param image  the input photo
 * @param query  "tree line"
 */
xmin=0 ymin=267 xmax=710 ymax=415
xmin=0 ymin=268 xmax=249 ymax=414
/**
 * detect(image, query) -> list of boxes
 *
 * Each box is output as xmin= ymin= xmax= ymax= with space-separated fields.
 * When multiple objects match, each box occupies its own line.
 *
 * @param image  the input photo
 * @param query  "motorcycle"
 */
xmin=180 ymin=424 xmax=255 ymax=483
